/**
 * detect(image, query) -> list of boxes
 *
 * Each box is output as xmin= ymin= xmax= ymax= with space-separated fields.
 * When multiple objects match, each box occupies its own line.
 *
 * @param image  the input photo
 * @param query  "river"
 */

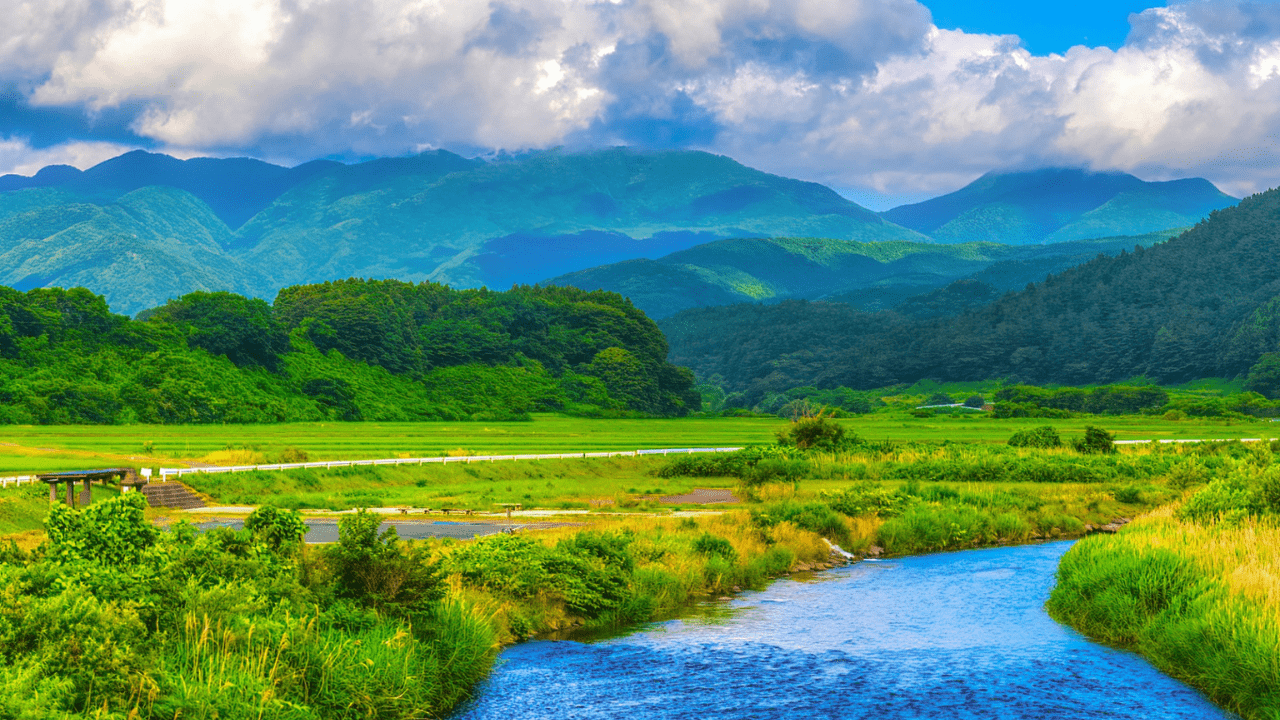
xmin=453 ymin=541 xmax=1234 ymax=719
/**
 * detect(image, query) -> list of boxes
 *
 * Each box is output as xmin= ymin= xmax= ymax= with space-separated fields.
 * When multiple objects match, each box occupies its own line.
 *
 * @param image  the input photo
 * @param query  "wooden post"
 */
xmin=65 ymin=480 xmax=75 ymax=508
xmin=48 ymin=482 xmax=57 ymax=502
xmin=80 ymin=477 xmax=92 ymax=506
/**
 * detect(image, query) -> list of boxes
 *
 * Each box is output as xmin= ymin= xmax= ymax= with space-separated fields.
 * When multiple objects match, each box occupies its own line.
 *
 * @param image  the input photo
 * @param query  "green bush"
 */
xmin=751 ymin=501 xmax=850 ymax=546
xmin=326 ymin=509 xmax=443 ymax=612
xmin=774 ymin=412 xmax=858 ymax=451
xmin=1113 ymin=485 xmax=1143 ymax=504
xmin=821 ymin=483 xmax=914 ymax=518
xmin=1072 ymin=426 xmax=1116 ymax=454
xmin=1177 ymin=477 xmax=1259 ymax=524
xmin=242 ymin=505 xmax=308 ymax=554
xmin=1008 ymin=425 xmax=1062 ymax=448
xmin=692 ymin=533 xmax=737 ymax=559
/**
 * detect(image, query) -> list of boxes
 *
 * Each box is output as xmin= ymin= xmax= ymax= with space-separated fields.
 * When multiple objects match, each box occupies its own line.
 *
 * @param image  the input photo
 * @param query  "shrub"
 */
xmin=775 ymin=410 xmax=856 ymax=451
xmin=1166 ymin=461 xmax=1208 ymax=490
xmin=964 ymin=395 xmax=985 ymax=408
xmin=821 ymin=483 xmax=914 ymax=518
xmin=1177 ymin=477 xmax=1258 ymax=524
xmin=1008 ymin=425 xmax=1062 ymax=448
xmin=742 ymin=458 xmax=810 ymax=486
xmin=692 ymin=533 xmax=737 ymax=559
xmin=44 ymin=492 xmax=157 ymax=567
xmin=242 ymin=505 xmax=307 ymax=554
xmin=751 ymin=501 xmax=851 ymax=546
xmin=325 ymin=510 xmax=442 ymax=611
xmin=1072 ymin=426 xmax=1116 ymax=454
xmin=1113 ymin=486 xmax=1143 ymax=504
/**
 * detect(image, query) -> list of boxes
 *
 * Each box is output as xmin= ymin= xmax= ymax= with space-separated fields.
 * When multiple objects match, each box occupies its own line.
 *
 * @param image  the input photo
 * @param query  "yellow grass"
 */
xmin=1118 ymin=505 xmax=1280 ymax=615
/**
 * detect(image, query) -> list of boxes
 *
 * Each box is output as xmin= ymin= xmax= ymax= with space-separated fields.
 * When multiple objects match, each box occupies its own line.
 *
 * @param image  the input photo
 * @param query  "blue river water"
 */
xmin=453 ymin=541 xmax=1234 ymax=720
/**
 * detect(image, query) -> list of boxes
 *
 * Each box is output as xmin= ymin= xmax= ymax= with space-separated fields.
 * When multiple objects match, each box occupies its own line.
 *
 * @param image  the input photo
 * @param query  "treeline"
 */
xmin=661 ymin=186 xmax=1280 ymax=399
xmin=0 ymin=279 xmax=699 ymax=424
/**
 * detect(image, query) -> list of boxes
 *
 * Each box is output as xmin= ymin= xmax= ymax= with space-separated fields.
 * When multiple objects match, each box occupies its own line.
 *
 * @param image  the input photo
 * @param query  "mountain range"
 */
xmin=881 ymin=168 xmax=1235 ymax=244
xmin=0 ymin=149 xmax=1237 ymax=315
xmin=661 ymin=183 xmax=1280 ymax=397
xmin=546 ymin=229 xmax=1183 ymax=319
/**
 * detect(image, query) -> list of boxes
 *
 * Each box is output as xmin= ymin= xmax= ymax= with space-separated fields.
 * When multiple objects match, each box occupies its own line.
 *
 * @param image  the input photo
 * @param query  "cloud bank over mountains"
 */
xmin=3 ymin=0 xmax=1280 ymax=197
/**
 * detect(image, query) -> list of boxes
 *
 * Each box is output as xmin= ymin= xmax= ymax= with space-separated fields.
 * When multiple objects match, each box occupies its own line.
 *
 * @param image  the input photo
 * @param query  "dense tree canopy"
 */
xmin=661 ymin=186 xmax=1280 ymax=402
xmin=0 ymin=279 xmax=698 ymax=424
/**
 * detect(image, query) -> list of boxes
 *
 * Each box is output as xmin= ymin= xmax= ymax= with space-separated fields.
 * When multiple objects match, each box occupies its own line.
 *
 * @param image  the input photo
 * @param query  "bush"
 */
xmin=964 ymin=395 xmax=985 ymax=408
xmin=325 ymin=510 xmax=443 ymax=611
xmin=775 ymin=411 xmax=855 ymax=451
xmin=751 ymin=502 xmax=850 ymax=546
xmin=1008 ymin=425 xmax=1062 ymax=448
xmin=44 ymin=492 xmax=157 ymax=567
xmin=1177 ymin=477 xmax=1258 ymax=524
xmin=1072 ymin=426 xmax=1116 ymax=454
xmin=1113 ymin=485 xmax=1143 ymax=504
xmin=242 ymin=505 xmax=307 ymax=554
xmin=1166 ymin=461 xmax=1208 ymax=489
xmin=692 ymin=533 xmax=737 ymax=559
xmin=821 ymin=483 xmax=914 ymax=518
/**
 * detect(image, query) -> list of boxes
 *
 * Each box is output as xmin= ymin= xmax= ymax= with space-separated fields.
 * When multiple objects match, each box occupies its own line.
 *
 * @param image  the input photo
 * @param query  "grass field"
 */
xmin=1 ymin=412 xmax=1274 ymax=475
xmin=182 ymin=456 xmax=735 ymax=512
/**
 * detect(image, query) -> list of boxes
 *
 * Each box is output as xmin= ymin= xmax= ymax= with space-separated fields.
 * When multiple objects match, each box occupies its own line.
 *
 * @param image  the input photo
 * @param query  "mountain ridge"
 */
xmin=882 ymin=168 xmax=1236 ymax=245
xmin=0 ymin=150 xmax=1238 ymax=315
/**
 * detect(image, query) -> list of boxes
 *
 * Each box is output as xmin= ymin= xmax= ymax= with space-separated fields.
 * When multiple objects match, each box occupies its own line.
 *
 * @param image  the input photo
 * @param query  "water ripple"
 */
xmin=454 ymin=541 xmax=1235 ymax=720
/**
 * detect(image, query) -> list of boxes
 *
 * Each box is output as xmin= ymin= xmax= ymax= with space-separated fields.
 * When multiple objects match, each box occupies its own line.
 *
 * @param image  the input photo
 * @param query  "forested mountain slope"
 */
xmin=662 ymin=188 xmax=1280 ymax=398
xmin=0 ymin=280 xmax=698 ymax=423
xmin=0 ymin=149 xmax=923 ymax=313
xmin=548 ymin=230 xmax=1180 ymax=319
xmin=882 ymin=168 xmax=1235 ymax=245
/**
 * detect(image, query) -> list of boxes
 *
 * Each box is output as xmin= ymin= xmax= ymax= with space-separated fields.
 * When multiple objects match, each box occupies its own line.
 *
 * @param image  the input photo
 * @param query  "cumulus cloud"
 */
xmin=2 ymin=0 xmax=1280 ymax=197
xmin=0 ymin=136 xmax=135 ymax=177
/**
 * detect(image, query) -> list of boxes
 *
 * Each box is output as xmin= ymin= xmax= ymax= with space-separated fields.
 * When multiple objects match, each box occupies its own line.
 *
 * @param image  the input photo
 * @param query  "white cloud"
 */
xmin=0 ymin=137 xmax=137 ymax=176
xmin=4 ymin=0 xmax=1280 ymax=197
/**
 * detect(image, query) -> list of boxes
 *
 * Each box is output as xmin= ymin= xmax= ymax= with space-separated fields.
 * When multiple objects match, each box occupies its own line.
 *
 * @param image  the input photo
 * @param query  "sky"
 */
xmin=4 ymin=0 xmax=1280 ymax=207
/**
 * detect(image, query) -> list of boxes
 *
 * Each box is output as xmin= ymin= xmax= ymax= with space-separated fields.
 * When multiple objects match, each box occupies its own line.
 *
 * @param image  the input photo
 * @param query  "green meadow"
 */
xmin=2 ymin=411 xmax=1274 ymax=475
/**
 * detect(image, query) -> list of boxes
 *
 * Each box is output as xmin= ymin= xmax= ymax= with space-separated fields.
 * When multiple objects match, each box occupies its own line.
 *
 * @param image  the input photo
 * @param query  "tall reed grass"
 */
xmin=1049 ymin=506 xmax=1280 ymax=719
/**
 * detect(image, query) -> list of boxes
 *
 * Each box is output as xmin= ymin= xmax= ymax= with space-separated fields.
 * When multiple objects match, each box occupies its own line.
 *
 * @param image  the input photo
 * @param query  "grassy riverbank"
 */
xmin=1049 ymin=466 xmax=1280 ymax=719
xmin=3 ymin=427 xmax=1276 ymax=718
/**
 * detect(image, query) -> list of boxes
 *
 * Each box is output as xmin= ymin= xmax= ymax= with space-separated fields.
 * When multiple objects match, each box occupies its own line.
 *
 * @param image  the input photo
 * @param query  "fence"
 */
xmin=153 ymin=447 xmax=744 ymax=479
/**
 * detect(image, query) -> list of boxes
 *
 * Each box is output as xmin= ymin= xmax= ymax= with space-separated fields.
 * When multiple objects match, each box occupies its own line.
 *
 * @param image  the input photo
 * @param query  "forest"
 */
xmin=0 ymin=279 xmax=699 ymax=424
xmin=661 ymin=185 xmax=1280 ymax=403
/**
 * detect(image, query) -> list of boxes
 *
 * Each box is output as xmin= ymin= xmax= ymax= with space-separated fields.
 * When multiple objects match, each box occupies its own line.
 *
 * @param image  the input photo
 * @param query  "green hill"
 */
xmin=883 ymin=168 xmax=1235 ymax=245
xmin=0 ymin=279 xmax=698 ymax=423
xmin=0 ymin=187 xmax=269 ymax=313
xmin=661 ymin=189 xmax=1280 ymax=398
xmin=548 ymin=231 xmax=1180 ymax=319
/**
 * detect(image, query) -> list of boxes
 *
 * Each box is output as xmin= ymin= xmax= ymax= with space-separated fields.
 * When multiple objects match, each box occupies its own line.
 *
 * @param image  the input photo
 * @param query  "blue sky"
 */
xmin=925 ymin=1 xmax=1166 ymax=54
xmin=4 ymin=0 xmax=1280 ymax=205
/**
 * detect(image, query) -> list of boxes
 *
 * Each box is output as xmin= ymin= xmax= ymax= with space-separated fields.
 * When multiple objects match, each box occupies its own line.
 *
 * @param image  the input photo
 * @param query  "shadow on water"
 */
xmin=453 ymin=541 xmax=1239 ymax=720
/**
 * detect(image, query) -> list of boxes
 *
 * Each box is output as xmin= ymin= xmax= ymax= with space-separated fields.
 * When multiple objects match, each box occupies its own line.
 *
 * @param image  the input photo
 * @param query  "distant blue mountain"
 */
xmin=0 ymin=148 xmax=922 ymax=313
xmin=882 ymin=168 xmax=1237 ymax=245
xmin=0 ymin=151 xmax=341 ymax=228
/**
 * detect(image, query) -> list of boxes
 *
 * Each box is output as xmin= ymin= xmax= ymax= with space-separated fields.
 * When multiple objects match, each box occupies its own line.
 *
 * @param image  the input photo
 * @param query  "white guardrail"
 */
xmin=0 ymin=447 xmax=742 ymax=486
xmin=150 ymin=447 xmax=744 ymax=479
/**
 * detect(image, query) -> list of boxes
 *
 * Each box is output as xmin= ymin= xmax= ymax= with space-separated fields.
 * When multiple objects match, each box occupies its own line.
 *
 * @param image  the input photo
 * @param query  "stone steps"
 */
xmin=141 ymin=482 xmax=206 ymax=510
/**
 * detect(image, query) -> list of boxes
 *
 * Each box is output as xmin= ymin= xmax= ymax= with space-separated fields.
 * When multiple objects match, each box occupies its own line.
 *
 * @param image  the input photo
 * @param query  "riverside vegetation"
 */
xmin=1049 ymin=442 xmax=1280 ymax=720
xmin=1 ymin=418 xmax=1277 ymax=718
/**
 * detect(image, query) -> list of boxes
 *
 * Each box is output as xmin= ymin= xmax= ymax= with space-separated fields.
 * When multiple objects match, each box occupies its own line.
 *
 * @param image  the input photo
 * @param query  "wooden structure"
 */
xmin=38 ymin=468 xmax=141 ymax=508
